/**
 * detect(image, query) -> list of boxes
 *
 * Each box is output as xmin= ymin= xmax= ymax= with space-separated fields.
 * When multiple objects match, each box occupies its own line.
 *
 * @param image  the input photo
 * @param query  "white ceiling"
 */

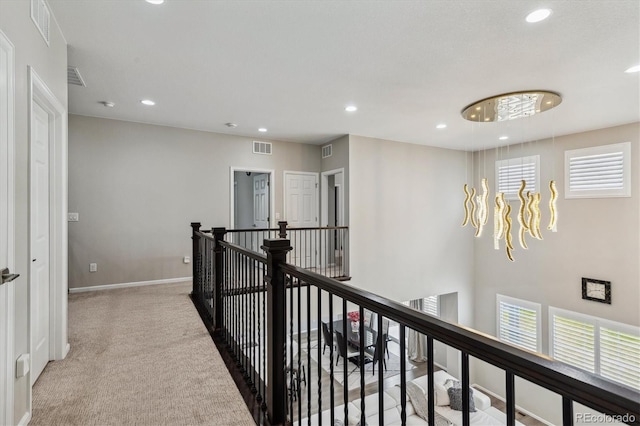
xmin=48 ymin=0 xmax=639 ymax=150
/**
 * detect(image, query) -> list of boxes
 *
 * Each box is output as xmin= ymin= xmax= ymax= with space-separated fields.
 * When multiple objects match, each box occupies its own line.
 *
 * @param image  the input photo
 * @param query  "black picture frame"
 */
xmin=581 ymin=277 xmax=611 ymax=304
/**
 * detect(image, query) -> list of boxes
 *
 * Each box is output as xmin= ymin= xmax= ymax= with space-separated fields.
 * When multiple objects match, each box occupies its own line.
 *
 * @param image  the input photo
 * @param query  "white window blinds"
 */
xmin=495 ymin=155 xmax=540 ymax=200
xmin=423 ymin=296 xmax=439 ymax=317
xmin=497 ymin=295 xmax=541 ymax=352
xmin=565 ymin=142 xmax=631 ymax=198
xmin=550 ymin=307 xmax=640 ymax=390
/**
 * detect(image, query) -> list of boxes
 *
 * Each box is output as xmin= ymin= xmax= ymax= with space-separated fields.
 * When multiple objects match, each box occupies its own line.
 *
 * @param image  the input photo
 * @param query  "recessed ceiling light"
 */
xmin=345 ymin=105 xmax=358 ymax=112
xmin=499 ymin=136 xmax=509 ymax=141
xmin=625 ymin=64 xmax=640 ymax=73
xmin=526 ymin=9 xmax=552 ymax=23
xmin=99 ymin=101 xmax=115 ymax=108
xmin=258 ymin=127 xmax=267 ymax=132
xmin=146 ymin=0 xmax=164 ymax=4
xmin=141 ymin=99 xmax=155 ymax=106
xmin=436 ymin=123 xmax=447 ymax=129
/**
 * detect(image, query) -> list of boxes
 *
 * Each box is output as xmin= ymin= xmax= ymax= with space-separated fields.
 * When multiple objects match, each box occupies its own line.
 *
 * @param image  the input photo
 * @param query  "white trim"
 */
xmin=68 ymin=277 xmax=192 ymax=293
xmin=28 ymin=65 xmax=68 ymax=397
xmin=17 ymin=410 xmax=31 ymax=426
xmin=229 ymin=167 xmax=275 ymax=229
xmin=472 ymin=384 xmax=554 ymax=426
xmin=283 ymin=170 xmax=320 ymax=226
xmin=0 ymin=30 xmax=15 ymax=426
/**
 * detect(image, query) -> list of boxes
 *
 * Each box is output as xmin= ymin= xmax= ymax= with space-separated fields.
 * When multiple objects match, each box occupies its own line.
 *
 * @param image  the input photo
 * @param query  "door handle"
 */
xmin=1 ymin=268 xmax=20 ymax=285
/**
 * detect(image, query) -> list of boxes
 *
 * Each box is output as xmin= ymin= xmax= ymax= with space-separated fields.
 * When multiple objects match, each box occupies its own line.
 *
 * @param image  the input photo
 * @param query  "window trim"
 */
xmin=496 ymin=294 xmax=542 ymax=353
xmin=564 ymin=142 xmax=631 ymax=199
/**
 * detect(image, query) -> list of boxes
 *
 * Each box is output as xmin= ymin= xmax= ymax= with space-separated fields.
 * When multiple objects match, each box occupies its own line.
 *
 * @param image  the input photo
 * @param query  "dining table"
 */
xmin=328 ymin=319 xmax=378 ymax=365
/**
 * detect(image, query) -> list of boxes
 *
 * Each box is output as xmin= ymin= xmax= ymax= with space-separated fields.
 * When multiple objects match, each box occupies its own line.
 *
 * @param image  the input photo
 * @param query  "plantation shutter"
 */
xmin=551 ymin=313 xmax=595 ymax=373
xmin=497 ymin=296 xmax=540 ymax=352
xmin=495 ymin=156 xmax=539 ymax=200
xmin=422 ymin=296 xmax=439 ymax=317
xmin=600 ymin=326 xmax=640 ymax=390
xmin=565 ymin=142 xmax=631 ymax=198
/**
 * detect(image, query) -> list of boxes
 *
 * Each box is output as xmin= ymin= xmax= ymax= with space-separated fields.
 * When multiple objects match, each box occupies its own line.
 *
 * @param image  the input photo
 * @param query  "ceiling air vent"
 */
xmin=31 ymin=0 xmax=51 ymax=45
xmin=67 ymin=66 xmax=86 ymax=87
xmin=253 ymin=141 xmax=272 ymax=155
xmin=322 ymin=144 xmax=332 ymax=159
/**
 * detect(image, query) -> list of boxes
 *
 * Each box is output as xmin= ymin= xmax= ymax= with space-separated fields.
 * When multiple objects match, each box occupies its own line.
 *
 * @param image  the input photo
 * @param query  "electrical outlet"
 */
xmin=183 ymin=256 xmax=191 ymax=264
xmin=68 ymin=212 xmax=79 ymax=222
xmin=89 ymin=263 xmax=97 ymax=272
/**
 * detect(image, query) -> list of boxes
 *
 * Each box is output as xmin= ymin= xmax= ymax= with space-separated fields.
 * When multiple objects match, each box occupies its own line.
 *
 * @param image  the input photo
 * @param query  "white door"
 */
xmin=30 ymin=101 xmax=50 ymax=384
xmin=284 ymin=173 xmax=319 ymax=267
xmin=0 ymin=30 xmax=16 ymax=426
xmin=253 ymin=174 xmax=270 ymax=229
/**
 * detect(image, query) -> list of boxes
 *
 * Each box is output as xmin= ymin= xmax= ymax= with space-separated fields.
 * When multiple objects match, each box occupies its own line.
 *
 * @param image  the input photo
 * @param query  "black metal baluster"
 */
xmin=317 ymin=288 xmax=322 ymax=425
xmin=428 ymin=336 xmax=435 ymax=426
xmin=562 ymin=396 xmax=573 ymax=426
xmin=462 ymin=351 xmax=470 ymax=426
xmin=297 ymin=278 xmax=302 ymax=424
xmin=256 ymin=257 xmax=262 ymax=403
xmin=306 ymin=283 xmax=311 ymax=425
xmin=400 ymin=325 xmax=407 ymax=425
xmin=506 ymin=370 xmax=515 ymax=426
xmin=289 ymin=273 xmax=294 ymax=423
xmin=342 ymin=299 xmax=349 ymax=425
xmin=262 ymin=258 xmax=267 ymax=412
xmin=328 ymin=295 xmax=335 ymax=426
xmin=377 ymin=313 xmax=384 ymax=426
xmin=359 ymin=306 xmax=365 ymax=426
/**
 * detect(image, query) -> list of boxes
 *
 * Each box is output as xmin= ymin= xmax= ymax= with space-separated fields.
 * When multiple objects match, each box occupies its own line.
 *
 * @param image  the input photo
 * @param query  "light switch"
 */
xmin=68 ymin=212 xmax=79 ymax=222
xmin=89 ymin=263 xmax=97 ymax=272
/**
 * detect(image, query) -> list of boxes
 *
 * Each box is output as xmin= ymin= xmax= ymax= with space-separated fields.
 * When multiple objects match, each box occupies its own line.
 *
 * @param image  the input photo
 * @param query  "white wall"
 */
xmin=68 ymin=115 xmax=321 ymax=288
xmin=348 ymin=135 xmax=475 ymax=326
xmin=0 ymin=1 xmax=68 ymax=422
xmin=471 ymin=122 xmax=640 ymax=425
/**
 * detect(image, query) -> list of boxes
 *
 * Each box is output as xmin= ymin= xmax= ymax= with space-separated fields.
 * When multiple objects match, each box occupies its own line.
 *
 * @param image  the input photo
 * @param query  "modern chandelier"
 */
xmin=461 ymin=91 xmax=561 ymax=261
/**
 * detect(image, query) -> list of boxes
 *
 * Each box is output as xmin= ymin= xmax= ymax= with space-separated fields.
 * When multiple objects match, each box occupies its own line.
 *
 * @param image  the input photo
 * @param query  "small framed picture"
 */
xmin=582 ymin=278 xmax=611 ymax=304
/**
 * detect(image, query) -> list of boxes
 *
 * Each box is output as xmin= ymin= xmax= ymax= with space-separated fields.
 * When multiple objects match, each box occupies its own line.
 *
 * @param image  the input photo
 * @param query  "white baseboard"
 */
xmin=69 ymin=277 xmax=192 ymax=293
xmin=17 ymin=410 xmax=31 ymax=426
xmin=472 ymin=383 xmax=554 ymax=426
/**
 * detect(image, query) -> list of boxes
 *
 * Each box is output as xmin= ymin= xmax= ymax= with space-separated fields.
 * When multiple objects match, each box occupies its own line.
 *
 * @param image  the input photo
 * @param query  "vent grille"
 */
xmin=67 ymin=66 xmax=86 ymax=87
xmin=31 ymin=0 xmax=51 ymax=45
xmin=253 ymin=141 xmax=272 ymax=155
xmin=322 ymin=144 xmax=332 ymax=158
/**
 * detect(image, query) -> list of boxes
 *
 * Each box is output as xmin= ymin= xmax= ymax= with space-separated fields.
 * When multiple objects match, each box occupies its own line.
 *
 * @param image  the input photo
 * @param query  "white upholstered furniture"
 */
xmin=304 ymin=370 xmax=525 ymax=426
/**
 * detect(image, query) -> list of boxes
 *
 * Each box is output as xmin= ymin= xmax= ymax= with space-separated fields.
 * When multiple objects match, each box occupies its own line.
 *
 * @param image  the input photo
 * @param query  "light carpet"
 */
xmin=306 ymin=340 xmax=416 ymax=390
xmin=31 ymin=282 xmax=255 ymax=426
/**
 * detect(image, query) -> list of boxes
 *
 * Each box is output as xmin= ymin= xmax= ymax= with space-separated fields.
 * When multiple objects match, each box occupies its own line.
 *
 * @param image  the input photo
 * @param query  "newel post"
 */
xmin=263 ymin=238 xmax=292 ymax=425
xmin=277 ymin=220 xmax=288 ymax=239
xmin=190 ymin=222 xmax=201 ymax=297
xmin=212 ymin=227 xmax=227 ymax=331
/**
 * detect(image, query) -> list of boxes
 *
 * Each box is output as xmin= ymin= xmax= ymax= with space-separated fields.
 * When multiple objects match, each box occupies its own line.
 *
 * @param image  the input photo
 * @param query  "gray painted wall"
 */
xmin=322 ymin=135 xmax=349 ymax=225
xmin=68 ymin=115 xmax=321 ymax=288
xmin=347 ymin=135 xmax=475 ymax=326
xmin=0 ymin=1 xmax=68 ymax=421
xmin=471 ymin=122 xmax=640 ymax=425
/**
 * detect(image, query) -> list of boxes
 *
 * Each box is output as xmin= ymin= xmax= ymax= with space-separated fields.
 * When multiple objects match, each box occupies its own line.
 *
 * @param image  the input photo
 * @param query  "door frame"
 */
xmin=320 ymin=168 xmax=344 ymax=227
xmin=229 ymin=167 xmax=275 ymax=229
xmin=283 ymin=171 xmax=320 ymax=226
xmin=0 ymin=29 xmax=15 ymax=426
xmin=28 ymin=67 xmax=69 ymax=392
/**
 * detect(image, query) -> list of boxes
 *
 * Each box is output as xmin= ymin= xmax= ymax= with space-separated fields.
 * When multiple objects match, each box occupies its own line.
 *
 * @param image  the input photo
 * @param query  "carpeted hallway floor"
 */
xmin=31 ymin=282 xmax=255 ymax=426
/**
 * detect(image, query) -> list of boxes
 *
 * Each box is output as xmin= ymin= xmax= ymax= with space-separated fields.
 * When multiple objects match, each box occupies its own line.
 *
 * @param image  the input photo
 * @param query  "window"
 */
xmin=497 ymin=295 xmax=541 ymax=352
xmin=495 ymin=155 xmax=540 ymax=200
xmin=550 ymin=307 xmax=640 ymax=390
xmin=423 ymin=295 xmax=439 ymax=317
xmin=565 ymin=142 xmax=631 ymax=198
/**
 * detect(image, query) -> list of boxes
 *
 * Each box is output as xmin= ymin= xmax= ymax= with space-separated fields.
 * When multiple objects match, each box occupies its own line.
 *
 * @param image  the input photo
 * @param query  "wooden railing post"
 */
xmin=263 ymin=238 xmax=292 ymax=426
xmin=190 ymin=222 xmax=201 ymax=297
xmin=278 ymin=220 xmax=288 ymax=238
xmin=212 ymin=227 xmax=226 ymax=331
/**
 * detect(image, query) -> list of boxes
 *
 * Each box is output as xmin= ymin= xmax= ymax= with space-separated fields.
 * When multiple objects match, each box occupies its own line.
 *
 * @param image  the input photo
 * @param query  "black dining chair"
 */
xmin=368 ymin=333 xmax=388 ymax=375
xmin=335 ymin=330 xmax=359 ymax=365
xmin=321 ymin=322 xmax=336 ymax=355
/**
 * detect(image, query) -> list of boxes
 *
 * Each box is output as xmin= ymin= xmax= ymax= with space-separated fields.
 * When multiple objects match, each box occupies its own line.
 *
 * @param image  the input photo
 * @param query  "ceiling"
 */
xmin=48 ymin=0 xmax=640 ymax=151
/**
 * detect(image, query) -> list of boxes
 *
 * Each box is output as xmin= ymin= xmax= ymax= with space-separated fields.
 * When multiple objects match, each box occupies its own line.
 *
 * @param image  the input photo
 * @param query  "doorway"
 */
xmin=230 ymin=167 xmax=275 ymax=249
xmin=28 ymin=67 xmax=69 ymax=391
xmin=321 ymin=168 xmax=344 ymax=268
